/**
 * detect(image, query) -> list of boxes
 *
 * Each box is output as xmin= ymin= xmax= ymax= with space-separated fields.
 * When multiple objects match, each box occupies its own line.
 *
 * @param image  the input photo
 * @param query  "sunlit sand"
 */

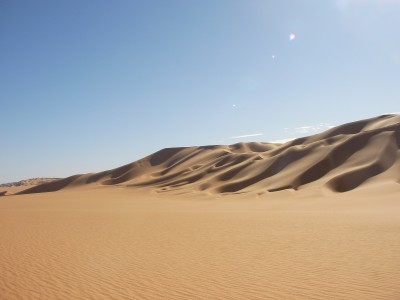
xmin=1 ymin=114 xmax=399 ymax=299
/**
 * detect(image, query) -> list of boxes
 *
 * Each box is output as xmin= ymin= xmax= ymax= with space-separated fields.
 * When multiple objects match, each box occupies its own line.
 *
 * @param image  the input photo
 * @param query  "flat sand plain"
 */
xmin=1 ymin=185 xmax=400 ymax=300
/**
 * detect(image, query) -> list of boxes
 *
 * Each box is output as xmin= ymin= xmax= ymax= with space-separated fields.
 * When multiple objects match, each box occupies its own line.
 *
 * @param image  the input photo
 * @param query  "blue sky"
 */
xmin=1 ymin=0 xmax=399 ymax=182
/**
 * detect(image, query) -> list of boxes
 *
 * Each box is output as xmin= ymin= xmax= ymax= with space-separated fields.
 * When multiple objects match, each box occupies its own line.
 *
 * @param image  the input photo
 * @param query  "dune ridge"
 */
xmin=0 ymin=178 xmax=58 ymax=188
xmin=0 ymin=178 xmax=58 ymax=195
xmin=17 ymin=114 xmax=400 ymax=195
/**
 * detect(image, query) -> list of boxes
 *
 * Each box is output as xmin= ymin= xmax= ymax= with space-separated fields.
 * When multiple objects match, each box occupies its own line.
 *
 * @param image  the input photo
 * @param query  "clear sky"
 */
xmin=1 ymin=0 xmax=399 ymax=182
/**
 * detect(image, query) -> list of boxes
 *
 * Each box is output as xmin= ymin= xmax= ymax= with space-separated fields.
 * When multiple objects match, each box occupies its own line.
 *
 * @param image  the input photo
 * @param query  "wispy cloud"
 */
xmin=294 ymin=126 xmax=315 ymax=134
xmin=274 ymin=123 xmax=335 ymax=143
xmin=269 ymin=138 xmax=295 ymax=144
xmin=290 ymin=123 xmax=334 ymax=135
xmin=228 ymin=133 xmax=264 ymax=139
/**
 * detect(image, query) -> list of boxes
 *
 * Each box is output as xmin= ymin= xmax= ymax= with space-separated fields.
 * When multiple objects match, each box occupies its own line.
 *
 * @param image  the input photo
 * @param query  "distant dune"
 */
xmin=0 ymin=178 xmax=58 ymax=195
xmin=15 ymin=114 xmax=400 ymax=196
xmin=0 ymin=178 xmax=58 ymax=188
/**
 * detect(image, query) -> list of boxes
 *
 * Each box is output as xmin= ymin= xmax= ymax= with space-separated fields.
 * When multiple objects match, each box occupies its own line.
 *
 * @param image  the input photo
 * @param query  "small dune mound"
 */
xmin=16 ymin=114 xmax=400 ymax=195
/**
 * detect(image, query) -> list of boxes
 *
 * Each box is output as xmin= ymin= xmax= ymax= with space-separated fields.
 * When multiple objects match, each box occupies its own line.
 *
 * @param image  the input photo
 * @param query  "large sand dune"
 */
xmin=17 ymin=114 xmax=400 ymax=196
xmin=1 ymin=114 xmax=400 ymax=299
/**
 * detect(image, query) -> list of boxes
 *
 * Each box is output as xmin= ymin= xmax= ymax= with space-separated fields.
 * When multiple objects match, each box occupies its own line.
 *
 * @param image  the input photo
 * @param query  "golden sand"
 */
xmin=1 ymin=114 xmax=399 ymax=299
xmin=1 ymin=187 xmax=400 ymax=299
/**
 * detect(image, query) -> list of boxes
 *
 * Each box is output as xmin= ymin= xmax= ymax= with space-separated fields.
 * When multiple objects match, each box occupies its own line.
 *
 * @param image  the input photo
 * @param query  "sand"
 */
xmin=1 ymin=187 xmax=400 ymax=300
xmin=1 ymin=114 xmax=400 ymax=299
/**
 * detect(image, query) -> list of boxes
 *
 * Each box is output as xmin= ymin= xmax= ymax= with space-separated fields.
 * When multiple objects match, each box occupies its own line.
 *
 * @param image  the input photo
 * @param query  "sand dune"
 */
xmin=1 ymin=114 xmax=400 ymax=299
xmin=17 ymin=114 xmax=400 ymax=196
xmin=0 ymin=178 xmax=57 ymax=195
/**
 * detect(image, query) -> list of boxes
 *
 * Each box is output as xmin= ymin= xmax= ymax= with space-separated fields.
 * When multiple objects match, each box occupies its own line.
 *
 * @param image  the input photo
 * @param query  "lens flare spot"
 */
xmin=289 ymin=33 xmax=296 ymax=41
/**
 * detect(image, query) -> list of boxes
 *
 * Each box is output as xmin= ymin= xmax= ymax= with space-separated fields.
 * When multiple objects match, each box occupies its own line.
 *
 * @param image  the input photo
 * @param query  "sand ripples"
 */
xmin=1 ymin=191 xmax=400 ymax=299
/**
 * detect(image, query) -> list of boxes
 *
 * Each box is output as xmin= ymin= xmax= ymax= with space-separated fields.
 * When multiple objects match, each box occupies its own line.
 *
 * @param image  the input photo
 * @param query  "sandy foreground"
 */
xmin=1 ymin=185 xmax=400 ymax=300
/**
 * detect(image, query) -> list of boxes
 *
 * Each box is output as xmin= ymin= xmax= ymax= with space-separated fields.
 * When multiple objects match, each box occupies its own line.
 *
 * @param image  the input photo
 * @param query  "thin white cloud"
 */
xmin=269 ymin=138 xmax=295 ymax=144
xmin=272 ymin=122 xmax=335 ymax=144
xmin=293 ymin=123 xmax=333 ymax=134
xmin=229 ymin=133 xmax=264 ymax=139
xmin=294 ymin=126 xmax=314 ymax=134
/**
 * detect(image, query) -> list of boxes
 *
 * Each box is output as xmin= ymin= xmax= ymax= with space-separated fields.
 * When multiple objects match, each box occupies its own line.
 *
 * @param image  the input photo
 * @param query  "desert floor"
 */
xmin=1 ymin=185 xmax=400 ymax=300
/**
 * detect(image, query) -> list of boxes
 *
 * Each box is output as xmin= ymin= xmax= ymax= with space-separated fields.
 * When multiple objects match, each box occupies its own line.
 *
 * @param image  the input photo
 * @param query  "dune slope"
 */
xmin=0 ymin=178 xmax=58 ymax=195
xmin=17 ymin=114 xmax=400 ymax=195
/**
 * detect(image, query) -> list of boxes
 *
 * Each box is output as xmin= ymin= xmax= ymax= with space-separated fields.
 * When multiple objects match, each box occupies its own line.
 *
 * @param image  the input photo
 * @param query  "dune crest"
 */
xmin=17 ymin=114 xmax=400 ymax=195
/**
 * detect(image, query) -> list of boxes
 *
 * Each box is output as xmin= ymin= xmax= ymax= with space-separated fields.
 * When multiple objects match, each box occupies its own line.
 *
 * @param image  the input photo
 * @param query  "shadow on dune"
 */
xmin=16 ymin=175 xmax=82 ymax=195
